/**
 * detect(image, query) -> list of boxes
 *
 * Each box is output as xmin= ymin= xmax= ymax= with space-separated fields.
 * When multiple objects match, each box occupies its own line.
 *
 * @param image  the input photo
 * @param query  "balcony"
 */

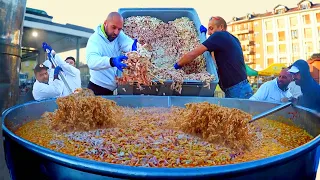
xmin=233 ymin=28 xmax=253 ymax=35
xmin=245 ymin=58 xmax=255 ymax=64
xmin=241 ymin=39 xmax=254 ymax=45
xmin=243 ymin=49 xmax=255 ymax=55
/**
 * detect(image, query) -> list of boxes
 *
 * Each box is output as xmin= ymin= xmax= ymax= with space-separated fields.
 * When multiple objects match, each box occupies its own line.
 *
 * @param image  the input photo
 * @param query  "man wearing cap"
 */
xmin=32 ymin=63 xmax=64 ymax=101
xmin=288 ymin=59 xmax=320 ymax=112
xmin=85 ymin=12 xmax=138 ymax=95
xmin=249 ymin=68 xmax=294 ymax=103
xmin=42 ymin=51 xmax=81 ymax=96
xmin=174 ymin=16 xmax=253 ymax=99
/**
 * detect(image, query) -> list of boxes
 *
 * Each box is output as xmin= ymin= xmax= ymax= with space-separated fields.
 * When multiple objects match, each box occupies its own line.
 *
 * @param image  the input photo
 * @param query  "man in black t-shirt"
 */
xmin=174 ymin=16 xmax=253 ymax=99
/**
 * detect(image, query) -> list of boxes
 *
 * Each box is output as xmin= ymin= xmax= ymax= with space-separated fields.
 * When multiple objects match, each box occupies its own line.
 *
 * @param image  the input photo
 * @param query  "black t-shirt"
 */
xmin=202 ymin=31 xmax=247 ymax=89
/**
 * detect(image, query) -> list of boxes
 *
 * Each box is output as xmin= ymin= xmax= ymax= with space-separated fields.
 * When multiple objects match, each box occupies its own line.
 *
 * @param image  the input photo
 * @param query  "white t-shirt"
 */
xmin=288 ymin=81 xmax=302 ymax=98
xmin=249 ymin=78 xmax=293 ymax=103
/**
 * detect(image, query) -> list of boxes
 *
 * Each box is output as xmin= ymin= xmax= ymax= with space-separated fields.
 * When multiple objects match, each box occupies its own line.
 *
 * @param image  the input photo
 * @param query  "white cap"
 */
xmin=42 ymin=60 xmax=52 ymax=69
xmin=288 ymin=66 xmax=299 ymax=73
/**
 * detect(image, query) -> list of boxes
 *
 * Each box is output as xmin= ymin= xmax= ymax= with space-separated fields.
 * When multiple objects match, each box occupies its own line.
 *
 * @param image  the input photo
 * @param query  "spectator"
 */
xmin=250 ymin=68 xmax=293 ymax=103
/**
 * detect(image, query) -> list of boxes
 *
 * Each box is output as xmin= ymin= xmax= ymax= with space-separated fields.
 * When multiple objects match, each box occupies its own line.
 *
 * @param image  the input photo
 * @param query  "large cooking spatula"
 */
xmin=249 ymin=102 xmax=293 ymax=123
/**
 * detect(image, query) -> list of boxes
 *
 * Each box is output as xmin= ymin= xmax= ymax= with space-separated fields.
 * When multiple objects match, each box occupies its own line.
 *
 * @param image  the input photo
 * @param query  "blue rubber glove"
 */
xmin=53 ymin=66 xmax=63 ymax=80
xmin=200 ymin=25 xmax=207 ymax=34
xmin=174 ymin=63 xmax=182 ymax=70
xmin=42 ymin=42 xmax=52 ymax=53
xmin=132 ymin=39 xmax=138 ymax=51
xmin=42 ymin=42 xmax=54 ymax=63
xmin=111 ymin=55 xmax=128 ymax=72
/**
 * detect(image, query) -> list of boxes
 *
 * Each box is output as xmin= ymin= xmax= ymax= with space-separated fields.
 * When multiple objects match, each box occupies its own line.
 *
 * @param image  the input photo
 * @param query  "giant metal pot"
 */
xmin=2 ymin=96 xmax=320 ymax=180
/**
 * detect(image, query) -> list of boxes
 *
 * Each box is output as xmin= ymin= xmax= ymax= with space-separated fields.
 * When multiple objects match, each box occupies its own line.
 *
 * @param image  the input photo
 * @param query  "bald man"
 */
xmin=174 ymin=16 xmax=252 ymax=99
xmin=250 ymin=68 xmax=294 ymax=103
xmin=85 ymin=12 xmax=138 ymax=95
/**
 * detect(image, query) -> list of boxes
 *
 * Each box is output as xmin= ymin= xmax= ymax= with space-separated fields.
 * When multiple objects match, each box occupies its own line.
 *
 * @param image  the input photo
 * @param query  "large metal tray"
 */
xmin=116 ymin=8 xmax=219 ymax=96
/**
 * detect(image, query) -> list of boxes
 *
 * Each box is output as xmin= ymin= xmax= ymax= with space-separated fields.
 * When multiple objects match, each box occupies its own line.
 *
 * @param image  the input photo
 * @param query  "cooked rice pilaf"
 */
xmin=15 ymin=94 xmax=313 ymax=167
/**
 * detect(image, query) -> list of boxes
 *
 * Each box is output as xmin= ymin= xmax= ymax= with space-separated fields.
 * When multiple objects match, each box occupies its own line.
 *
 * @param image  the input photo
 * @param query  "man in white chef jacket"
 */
xmin=249 ymin=68 xmax=294 ymax=103
xmin=43 ymin=53 xmax=81 ymax=96
xmin=85 ymin=12 xmax=138 ymax=95
xmin=32 ymin=63 xmax=65 ymax=101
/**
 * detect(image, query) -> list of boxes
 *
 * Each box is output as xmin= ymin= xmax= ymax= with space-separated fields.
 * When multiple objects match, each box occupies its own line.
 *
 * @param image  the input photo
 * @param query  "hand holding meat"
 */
xmin=110 ymin=55 xmax=128 ymax=72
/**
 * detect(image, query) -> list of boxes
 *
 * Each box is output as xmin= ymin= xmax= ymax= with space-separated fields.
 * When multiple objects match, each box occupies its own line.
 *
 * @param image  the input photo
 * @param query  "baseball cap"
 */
xmin=288 ymin=66 xmax=299 ymax=73
xmin=33 ymin=63 xmax=49 ymax=73
xmin=43 ymin=60 xmax=52 ymax=69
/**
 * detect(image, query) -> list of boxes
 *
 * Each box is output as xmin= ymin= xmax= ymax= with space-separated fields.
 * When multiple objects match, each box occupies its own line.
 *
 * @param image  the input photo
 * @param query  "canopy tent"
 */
xmin=258 ymin=63 xmax=287 ymax=76
xmin=245 ymin=64 xmax=258 ymax=76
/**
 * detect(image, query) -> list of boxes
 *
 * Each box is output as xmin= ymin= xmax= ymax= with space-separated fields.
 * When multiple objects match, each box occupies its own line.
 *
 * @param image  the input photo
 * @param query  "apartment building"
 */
xmin=228 ymin=0 xmax=320 ymax=69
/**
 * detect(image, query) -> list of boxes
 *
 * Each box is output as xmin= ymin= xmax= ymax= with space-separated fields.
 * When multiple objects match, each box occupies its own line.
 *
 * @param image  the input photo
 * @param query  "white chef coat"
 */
xmin=249 ymin=78 xmax=293 ymax=103
xmin=32 ymin=79 xmax=64 ymax=101
xmin=43 ymin=54 xmax=81 ymax=96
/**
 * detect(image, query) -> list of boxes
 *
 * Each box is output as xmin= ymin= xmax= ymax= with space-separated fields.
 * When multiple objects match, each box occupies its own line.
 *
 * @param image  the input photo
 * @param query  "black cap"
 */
xmin=33 ymin=63 xmax=49 ymax=74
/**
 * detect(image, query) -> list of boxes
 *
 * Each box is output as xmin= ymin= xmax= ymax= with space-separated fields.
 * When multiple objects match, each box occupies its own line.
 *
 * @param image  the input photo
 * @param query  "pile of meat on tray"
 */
xmin=117 ymin=16 xmax=215 ymax=93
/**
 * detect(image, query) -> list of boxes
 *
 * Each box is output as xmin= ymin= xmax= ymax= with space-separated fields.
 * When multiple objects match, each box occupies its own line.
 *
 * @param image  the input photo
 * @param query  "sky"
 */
xmin=26 ymin=0 xmax=320 ymax=63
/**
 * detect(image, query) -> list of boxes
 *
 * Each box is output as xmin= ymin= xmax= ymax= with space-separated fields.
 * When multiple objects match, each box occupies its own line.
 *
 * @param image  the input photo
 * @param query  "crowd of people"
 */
xmin=32 ymin=12 xmax=320 ymax=113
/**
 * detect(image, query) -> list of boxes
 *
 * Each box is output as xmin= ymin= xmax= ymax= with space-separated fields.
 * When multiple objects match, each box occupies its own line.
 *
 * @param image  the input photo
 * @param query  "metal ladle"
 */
xmin=249 ymin=102 xmax=293 ymax=123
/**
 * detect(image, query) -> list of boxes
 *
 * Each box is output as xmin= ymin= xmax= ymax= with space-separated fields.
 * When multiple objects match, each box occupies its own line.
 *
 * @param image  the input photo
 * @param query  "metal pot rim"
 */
xmin=2 ymin=96 xmax=320 ymax=179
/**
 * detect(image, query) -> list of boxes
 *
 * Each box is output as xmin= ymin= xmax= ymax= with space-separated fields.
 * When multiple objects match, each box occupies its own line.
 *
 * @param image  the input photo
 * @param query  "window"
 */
xmin=267 ymin=58 xmax=274 ymax=65
xmin=279 ymin=44 xmax=286 ymax=53
xmin=276 ymin=9 xmax=286 ymax=14
xmin=300 ymin=2 xmax=311 ymax=10
xmin=279 ymin=57 xmax=287 ymax=63
xmin=244 ymin=55 xmax=248 ymax=61
xmin=290 ymin=17 xmax=298 ymax=27
xmin=248 ymin=23 xmax=253 ymax=30
xmin=254 ymin=32 xmax=259 ymax=37
xmin=248 ymin=55 xmax=254 ymax=61
xmin=256 ymin=43 xmax=260 ymax=48
xmin=277 ymin=19 xmax=285 ymax=28
xmin=243 ymin=23 xmax=248 ymax=30
xmin=256 ymin=54 xmax=261 ymax=58
xmin=304 ymin=28 xmax=312 ymax=38
xmin=236 ymin=25 xmax=240 ymax=31
xmin=305 ymin=42 xmax=313 ymax=52
xmin=249 ymin=46 xmax=254 ymax=52
xmin=292 ymin=43 xmax=300 ymax=54
xmin=267 ymin=46 xmax=274 ymax=54
xmin=291 ymin=30 xmax=298 ymax=39
xmin=292 ymin=56 xmax=300 ymax=63
xmin=266 ymin=33 xmax=273 ymax=42
xmin=303 ymin=14 xmax=311 ymax=24
xmin=278 ymin=31 xmax=286 ymax=41
xmin=317 ymin=13 xmax=320 ymax=23
xmin=266 ymin=21 xmax=273 ymax=30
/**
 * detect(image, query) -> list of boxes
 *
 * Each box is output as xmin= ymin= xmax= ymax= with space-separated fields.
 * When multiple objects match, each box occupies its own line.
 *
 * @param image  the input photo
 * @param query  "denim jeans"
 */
xmin=223 ymin=79 xmax=253 ymax=99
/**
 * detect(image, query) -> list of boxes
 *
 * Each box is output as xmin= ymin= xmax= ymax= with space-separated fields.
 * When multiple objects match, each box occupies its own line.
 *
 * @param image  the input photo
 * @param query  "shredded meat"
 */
xmin=120 ymin=16 xmax=216 ymax=93
xmin=169 ymin=102 xmax=254 ymax=150
xmin=45 ymin=88 xmax=120 ymax=132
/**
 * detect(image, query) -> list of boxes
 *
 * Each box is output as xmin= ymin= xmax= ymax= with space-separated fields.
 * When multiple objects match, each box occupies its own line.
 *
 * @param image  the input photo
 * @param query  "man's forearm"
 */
xmin=177 ymin=52 xmax=197 ymax=66
xmin=177 ymin=45 xmax=208 ymax=67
